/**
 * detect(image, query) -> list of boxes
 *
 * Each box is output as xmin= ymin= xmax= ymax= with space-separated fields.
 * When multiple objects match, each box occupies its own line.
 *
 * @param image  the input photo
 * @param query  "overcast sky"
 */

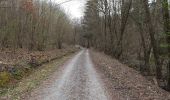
xmin=53 ymin=0 xmax=164 ymax=19
xmin=54 ymin=0 xmax=87 ymax=19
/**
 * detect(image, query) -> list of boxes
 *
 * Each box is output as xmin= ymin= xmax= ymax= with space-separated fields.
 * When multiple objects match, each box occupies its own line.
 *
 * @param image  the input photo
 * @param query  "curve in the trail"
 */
xmin=28 ymin=50 xmax=109 ymax=100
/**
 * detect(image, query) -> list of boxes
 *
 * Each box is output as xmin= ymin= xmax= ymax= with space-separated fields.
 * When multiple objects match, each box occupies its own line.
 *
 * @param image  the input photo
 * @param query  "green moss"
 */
xmin=0 ymin=72 xmax=11 ymax=87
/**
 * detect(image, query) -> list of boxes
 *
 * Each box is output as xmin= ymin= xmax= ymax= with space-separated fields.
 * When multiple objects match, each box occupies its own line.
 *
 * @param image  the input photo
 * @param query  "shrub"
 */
xmin=11 ymin=69 xmax=23 ymax=80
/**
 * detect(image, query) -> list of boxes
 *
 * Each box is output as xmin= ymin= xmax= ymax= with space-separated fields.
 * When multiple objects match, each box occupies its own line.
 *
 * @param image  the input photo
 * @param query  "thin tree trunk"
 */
xmin=142 ymin=0 xmax=162 ymax=80
xmin=116 ymin=0 xmax=132 ymax=58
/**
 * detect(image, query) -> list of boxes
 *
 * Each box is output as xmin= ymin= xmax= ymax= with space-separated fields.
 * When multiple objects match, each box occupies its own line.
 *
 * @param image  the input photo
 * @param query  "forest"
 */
xmin=0 ymin=0 xmax=170 ymax=99
xmin=81 ymin=0 xmax=170 ymax=90
xmin=0 ymin=0 xmax=77 ymax=96
xmin=0 ymin=0 xmax=75 ymax=51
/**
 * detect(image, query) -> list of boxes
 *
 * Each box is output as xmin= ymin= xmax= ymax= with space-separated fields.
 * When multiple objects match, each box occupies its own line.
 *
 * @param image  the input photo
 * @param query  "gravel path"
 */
xmin=26 ymin=50 xmax=111 ymax=100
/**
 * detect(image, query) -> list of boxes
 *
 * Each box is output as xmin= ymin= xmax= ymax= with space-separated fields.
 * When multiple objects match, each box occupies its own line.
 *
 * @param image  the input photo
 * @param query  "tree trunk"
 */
xmin=116 ymin=0 xmax=132 ymax=59
xmin=133 ymin=18 xmax=151 ymax=74
xmin=161 ymin=0 xmax=170 ymax=90
xmin=142 ymin=0 xmax=162 ymax=80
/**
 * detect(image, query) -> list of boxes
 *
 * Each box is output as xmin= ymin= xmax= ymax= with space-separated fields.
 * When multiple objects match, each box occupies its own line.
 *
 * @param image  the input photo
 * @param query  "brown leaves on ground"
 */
xmin=0 ymin=46 xmax=77 ymax=70
xmin=90 ymin=50 xmax=170 ymax=100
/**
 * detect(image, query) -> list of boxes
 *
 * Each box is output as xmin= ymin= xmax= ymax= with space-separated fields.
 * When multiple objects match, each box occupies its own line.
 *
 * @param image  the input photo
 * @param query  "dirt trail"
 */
xmin=26 ymin=50 xmax=112 ymax=100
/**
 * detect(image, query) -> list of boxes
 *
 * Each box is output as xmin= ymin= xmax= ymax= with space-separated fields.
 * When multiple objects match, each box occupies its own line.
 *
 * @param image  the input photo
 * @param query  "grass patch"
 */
xmin=0 ymin=72 xmax=11 ymax=87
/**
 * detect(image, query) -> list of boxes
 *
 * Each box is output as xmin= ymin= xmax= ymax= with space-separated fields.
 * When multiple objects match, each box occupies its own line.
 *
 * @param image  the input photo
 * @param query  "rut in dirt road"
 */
xmin=27 ymin=50 xmax=109 ymax=100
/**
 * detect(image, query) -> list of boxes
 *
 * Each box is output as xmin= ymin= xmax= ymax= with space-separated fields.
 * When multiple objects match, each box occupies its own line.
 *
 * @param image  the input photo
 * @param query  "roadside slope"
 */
xmin=90 ymin=50 xmax=170 ymax=100
xmin=0 ymin=48 xmax=78 ymax=100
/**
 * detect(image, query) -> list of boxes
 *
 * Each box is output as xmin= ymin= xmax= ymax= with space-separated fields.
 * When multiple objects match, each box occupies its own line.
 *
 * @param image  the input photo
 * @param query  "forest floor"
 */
xmin=91 ymin=50 xmax=170 ymax=100
xmin=1 ymin=49 xmax=170 ymax=100
xmin=0 ymin=46 xmax=77 ymax=68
